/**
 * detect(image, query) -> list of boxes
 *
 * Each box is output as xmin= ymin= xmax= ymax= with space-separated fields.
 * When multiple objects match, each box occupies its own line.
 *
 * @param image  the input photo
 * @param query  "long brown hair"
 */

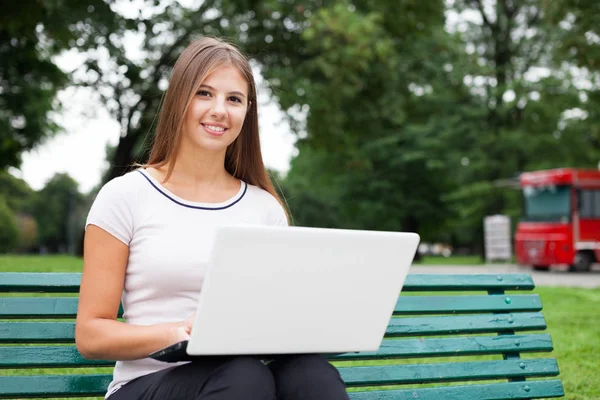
xmin=144 ymin=36 xmax=289 ymax=222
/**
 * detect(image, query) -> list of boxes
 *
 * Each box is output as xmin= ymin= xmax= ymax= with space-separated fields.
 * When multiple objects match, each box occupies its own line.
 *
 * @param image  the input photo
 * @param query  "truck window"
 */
xmin=523 ymin=185 xmax=571 ymax=222
xmin=580 ymin=189 xmax=600 ymax=218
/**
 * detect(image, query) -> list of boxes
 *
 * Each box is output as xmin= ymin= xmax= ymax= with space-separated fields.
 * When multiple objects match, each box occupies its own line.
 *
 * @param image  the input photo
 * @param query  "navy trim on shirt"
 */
xmin=137 ymin=170 xmax=247 ymax=210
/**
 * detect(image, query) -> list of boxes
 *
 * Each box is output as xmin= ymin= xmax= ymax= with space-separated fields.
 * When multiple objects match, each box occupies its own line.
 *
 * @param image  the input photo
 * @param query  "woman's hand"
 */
xmin=169 ymin=313 xmax=195 ymax=344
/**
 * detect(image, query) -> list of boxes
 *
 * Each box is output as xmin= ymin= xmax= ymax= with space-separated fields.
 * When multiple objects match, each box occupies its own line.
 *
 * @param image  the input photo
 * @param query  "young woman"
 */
xmin=75 ymin=37 xmax=350 ymax=400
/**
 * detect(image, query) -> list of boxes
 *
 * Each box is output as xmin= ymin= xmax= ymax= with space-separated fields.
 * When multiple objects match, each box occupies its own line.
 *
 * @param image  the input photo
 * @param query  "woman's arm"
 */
xmin=75 ymin=225 xmax=192 ymax=361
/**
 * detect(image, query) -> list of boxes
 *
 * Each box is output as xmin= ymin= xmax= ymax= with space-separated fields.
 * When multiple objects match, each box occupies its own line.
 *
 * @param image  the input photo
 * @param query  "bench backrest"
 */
xmin=0 ymin=273 xmax=564 ymax=399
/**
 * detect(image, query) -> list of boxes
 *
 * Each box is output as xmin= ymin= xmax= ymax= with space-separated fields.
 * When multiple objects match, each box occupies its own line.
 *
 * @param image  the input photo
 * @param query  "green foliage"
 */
xmin=32 ymin=173 xmax=84 ymax=253
xmin=4 ymin=0 xmax=597 ymax=254
xmin=546 ymin=0 xmax=600 ymax=156
xmin=14 ymin=214 xmax=38 ymax=252
xmin=0 ymin=170 xmax=36 ymax=213
xmin=0 ymin=0 xmax=125 ymax=169
xmin=0 ymin=171 xmax=38 ymax=252
xmin=434 ymin=0 xmax=599 ymax=248
xmin=0 ymin=196 xmax=19 ymax=253
xmin=241 ymin=0 xmax=464 ymax=239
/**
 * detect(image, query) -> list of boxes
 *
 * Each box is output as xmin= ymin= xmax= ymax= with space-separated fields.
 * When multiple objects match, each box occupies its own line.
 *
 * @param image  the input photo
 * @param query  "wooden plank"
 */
xmin=337 ymin=359 xmax=560 ymax=386
xmin=0 ymin=322 xmax=75 ymax=342
xmin=387 ymin=312 xmax=547 ymax=335
xmin=0 ymin=374 xmax=111 ymax=398
xmin=0 ymin=299 xmax=123 ymax=319
xmin=0 ymin=313 xmax=547 ymax=343
xmin=333 ymin=334 xmax=554 ymax=360
xmin=348 ymin=380 xmax=565 ymax=400
xmin=0 ymin=346 xmax=113 ymax=368
xmin=0 ymin=360 xmax=560 ymax=397
xmin=0 ymin=273 xmax=81 ymax=293
xmin=402 ymin=274 xmax=535 ymax=291
xmin=0 ymin=298 xmax=79 ymax=318
xmin=0 ymin=334 xmax=554 ymax=367
xmin=0 ymin=273 xmax=535 ymax=293
xmin=0 ymin=295 xmax=542 ymax=318
xmin=394 ymin=294 xmax=542 ymax=314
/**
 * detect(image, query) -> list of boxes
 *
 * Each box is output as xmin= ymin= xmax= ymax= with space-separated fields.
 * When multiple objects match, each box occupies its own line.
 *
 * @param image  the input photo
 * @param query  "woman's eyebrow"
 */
xmin=199 ymin=84 xmax=247 ymax=99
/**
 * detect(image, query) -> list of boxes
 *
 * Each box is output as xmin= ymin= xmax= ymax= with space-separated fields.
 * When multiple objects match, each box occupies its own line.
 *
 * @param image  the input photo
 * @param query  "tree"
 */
xmin=0 ymin=170 xmax=36 ymax=214
xmin=547 ymin=0 xmax=600 ymax=159
xmin=0 ymin=0 xmax=125 ymax=169
xmin=33 ymin=173 xmax=84 ymax=253
xmin=68 ymin=0 xmax=600 ymax=256
xmin=229 ymin=0 xmax=470 ymax=242
xmin=0 ymin=171 xmax=38 ymax=252
xmin=15 ymin=214 xmax=38 ymax=253
xmin=441 ymin=0 xmax=594 ymax=251
xmin=0 ymin=196 xmax=19 ymax=253
xmin=72 ymin=1 xmax=229 ymax=184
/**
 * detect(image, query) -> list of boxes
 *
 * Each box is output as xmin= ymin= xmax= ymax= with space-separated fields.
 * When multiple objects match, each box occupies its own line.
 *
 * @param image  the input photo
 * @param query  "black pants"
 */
xmin=108 ymin=355 xmax=350 ymax=400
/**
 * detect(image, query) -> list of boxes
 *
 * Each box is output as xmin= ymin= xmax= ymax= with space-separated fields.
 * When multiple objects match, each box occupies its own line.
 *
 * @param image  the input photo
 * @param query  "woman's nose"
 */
xmin=210 ymin=97 xmax=227 ymax=118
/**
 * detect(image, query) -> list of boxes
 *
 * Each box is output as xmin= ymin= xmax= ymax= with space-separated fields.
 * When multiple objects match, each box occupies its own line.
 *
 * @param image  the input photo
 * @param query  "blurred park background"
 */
xmin=1 ymin=1 xmax=600 ymax=398
xmin=2 ymin=0 xmax=600 ymax=258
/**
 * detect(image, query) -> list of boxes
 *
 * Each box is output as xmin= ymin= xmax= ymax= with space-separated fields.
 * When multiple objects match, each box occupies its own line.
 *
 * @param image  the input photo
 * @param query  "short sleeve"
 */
xmin=270 ymin=203 xmax=289 ymax=227
xmin=85 ymin=177 xmax=135 ymax=245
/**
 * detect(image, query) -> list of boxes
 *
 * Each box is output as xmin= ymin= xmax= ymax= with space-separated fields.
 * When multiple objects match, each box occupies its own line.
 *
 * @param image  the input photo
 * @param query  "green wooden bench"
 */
xmin=0 ymin=272 xmax=565 ymax=399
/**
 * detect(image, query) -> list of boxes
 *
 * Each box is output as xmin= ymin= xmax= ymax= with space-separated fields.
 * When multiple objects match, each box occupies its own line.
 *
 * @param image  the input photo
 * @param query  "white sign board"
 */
xmin=484 ymin=215 xmax=512 ymax=262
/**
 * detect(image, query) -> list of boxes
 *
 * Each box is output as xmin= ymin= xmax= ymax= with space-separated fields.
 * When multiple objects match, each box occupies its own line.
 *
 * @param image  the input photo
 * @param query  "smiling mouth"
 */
xmin=201 ymin=123 xmax=228 ymax=136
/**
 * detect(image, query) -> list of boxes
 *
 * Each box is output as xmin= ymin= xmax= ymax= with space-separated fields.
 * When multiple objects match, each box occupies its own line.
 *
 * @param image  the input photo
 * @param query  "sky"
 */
xmin=10 ymin=0 xmax=297 ymax=194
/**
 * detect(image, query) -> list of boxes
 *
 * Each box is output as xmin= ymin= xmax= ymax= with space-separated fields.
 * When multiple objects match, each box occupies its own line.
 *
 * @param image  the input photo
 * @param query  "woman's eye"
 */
xmin=229 ymin=96 xmax=242 ymax=103
xmin=197 ymin=90 xmax=211 ymax=97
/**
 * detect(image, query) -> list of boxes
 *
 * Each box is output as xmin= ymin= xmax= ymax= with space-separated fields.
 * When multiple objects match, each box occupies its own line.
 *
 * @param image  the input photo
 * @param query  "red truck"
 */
xmin=515 ymin=168 xmax=600 ymax=272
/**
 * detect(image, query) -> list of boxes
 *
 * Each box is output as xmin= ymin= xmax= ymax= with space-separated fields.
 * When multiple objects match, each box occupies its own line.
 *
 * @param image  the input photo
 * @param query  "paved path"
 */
xmin=411 ymin=263 xmax=600 ymax=288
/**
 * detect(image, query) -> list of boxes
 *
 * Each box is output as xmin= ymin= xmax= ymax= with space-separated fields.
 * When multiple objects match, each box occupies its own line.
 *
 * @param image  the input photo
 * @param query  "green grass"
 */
xmin=528 ymin=287 xmax=600 ymax=400
xmin=1 ymin=255 xmax=598 ymax=399
xmin=418 ymin=255 xmax=519 ymax=265
xmin=419 ymin=255 xmax=485 ymax=265
xmin=0 ymin=255 xmax=83 ymax=272
xmin=0 ymin=254 xmax=488 ymax=271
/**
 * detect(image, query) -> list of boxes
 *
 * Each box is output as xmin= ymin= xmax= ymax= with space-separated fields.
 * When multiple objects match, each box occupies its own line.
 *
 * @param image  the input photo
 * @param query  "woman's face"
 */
xmin=181 ymin=65 xmax=249 ymax=154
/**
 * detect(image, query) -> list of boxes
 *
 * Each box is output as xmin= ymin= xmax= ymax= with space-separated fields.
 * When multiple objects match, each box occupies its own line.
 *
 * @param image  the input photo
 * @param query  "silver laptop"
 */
xmin=149 ymin=225 xmax=419 ymax=362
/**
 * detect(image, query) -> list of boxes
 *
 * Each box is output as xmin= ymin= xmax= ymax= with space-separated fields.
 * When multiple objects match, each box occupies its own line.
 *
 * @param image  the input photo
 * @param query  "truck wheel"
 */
xmin=532 ymin=265 xmax=549 ymax=271
xmin=570 ymin=252 xmax=593 ymax=272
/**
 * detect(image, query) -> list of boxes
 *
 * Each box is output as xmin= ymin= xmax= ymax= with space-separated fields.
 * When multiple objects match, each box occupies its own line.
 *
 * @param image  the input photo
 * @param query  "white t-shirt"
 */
xmin=84 ymin=168 xmax=288 ymax=397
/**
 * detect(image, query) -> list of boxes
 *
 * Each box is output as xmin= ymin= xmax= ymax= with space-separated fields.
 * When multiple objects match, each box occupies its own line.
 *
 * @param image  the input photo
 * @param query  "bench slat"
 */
xmin=0 ymin=313 xmax=547 ymax=343
xmin=0 ymin=299 xmax=123 ymax=319
xmin=0 ymin=374 xmax=111 ymax=398
xmin=0 ymin=334 xmax=554 ymax=367
xmin=394 ymin=294 xmax=541 ymax=314
xmin=0 ymin=298 xmax=79 ymax=318
xmin=0 ymin=346 xmax=112 ymax=367
xmin=402 ymin=274 xmax=535 ymax=291
xmin=0 ymin=295 xmax=542 ymax=318
xmin=0 ymin=273 xmax=535 ymax=293
xmin=0 ymin=273 xmax=82 ymax=293
xmin=0 ymin=360 xmax=559 ymax=397
xmin=0 ymin=322 xmax=76 ymax=342
xmin=338 ymin=359 xmax=559 ymax=385
xmin=0 ymin=377 xmax=565 ymax=399
xmin=349 ymin=380 xmax=565 ymax=400
xmin=388 ymin=312 xmax=547 ymax=335
xmin=334 ymin=334 xmax=553 ymax=360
